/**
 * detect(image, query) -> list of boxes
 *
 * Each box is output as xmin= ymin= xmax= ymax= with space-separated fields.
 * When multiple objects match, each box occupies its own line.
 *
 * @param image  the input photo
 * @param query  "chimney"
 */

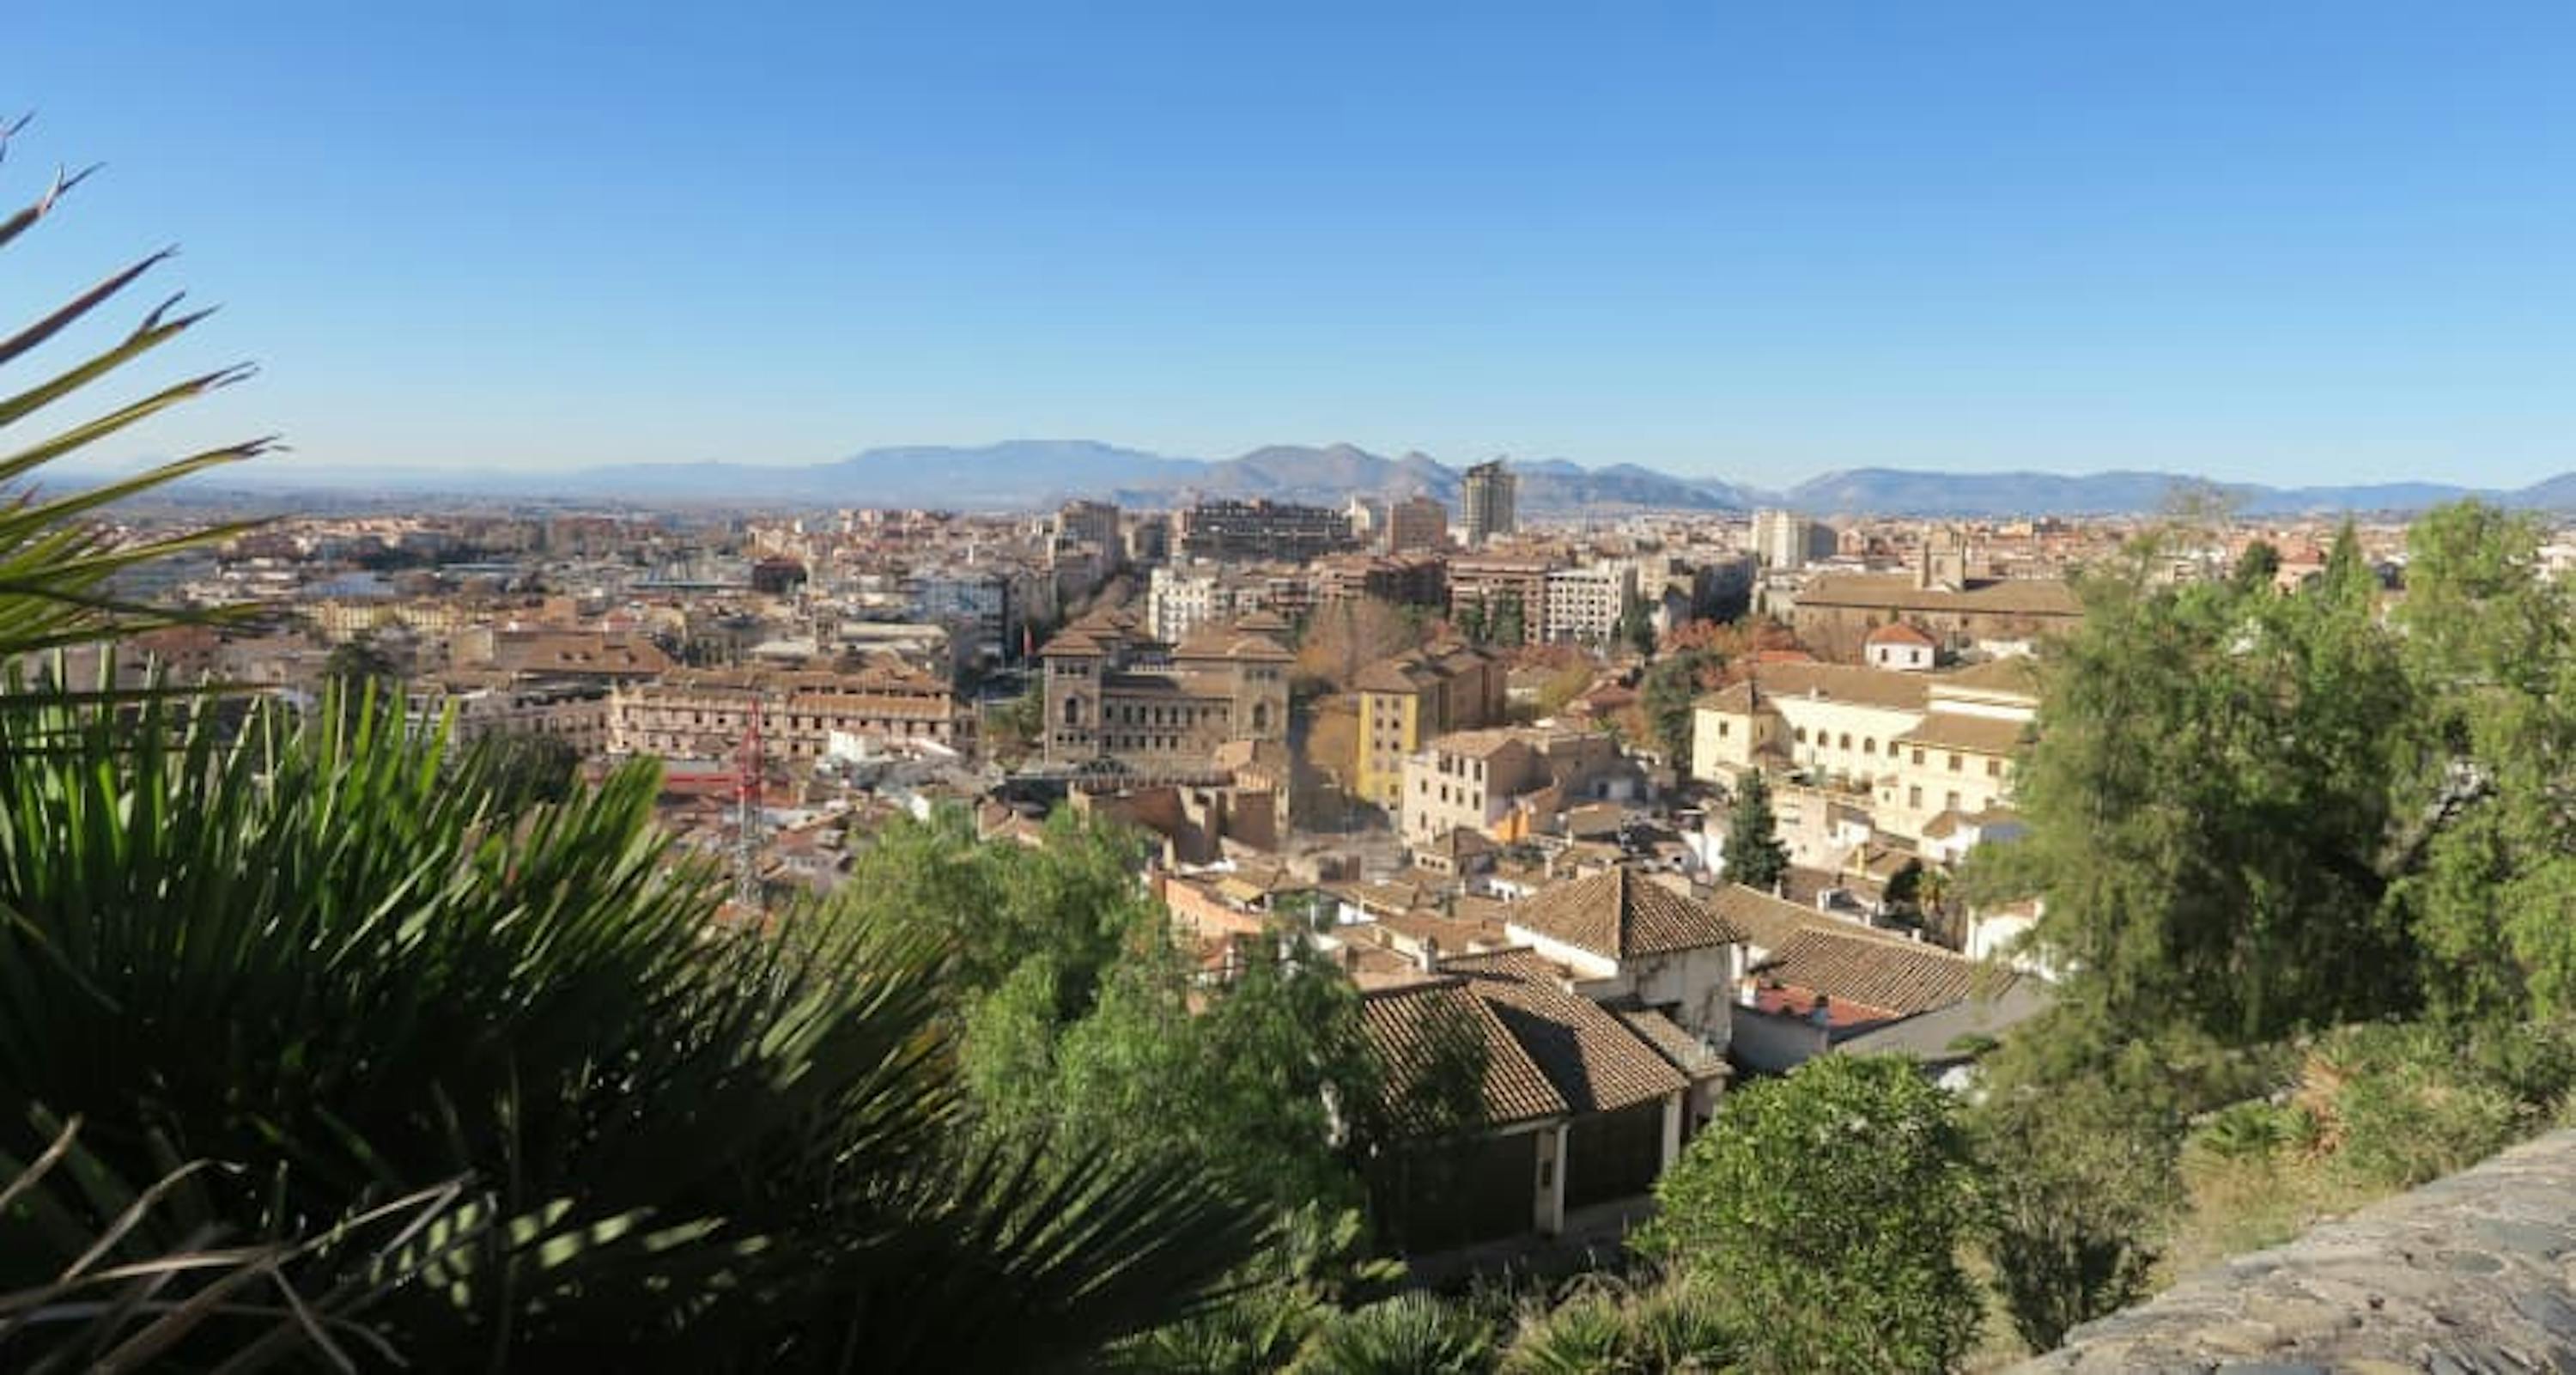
xmin=1418 ymin=934 xmax=1442 ymax=974
xmin=1807 ymin=993 xmax=1832 ymax=1028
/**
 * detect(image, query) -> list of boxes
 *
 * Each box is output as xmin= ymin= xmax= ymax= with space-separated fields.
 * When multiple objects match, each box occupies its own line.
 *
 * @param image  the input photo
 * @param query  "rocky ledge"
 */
xmin=2015 ymin=1129 xmax=2576 ymax=1373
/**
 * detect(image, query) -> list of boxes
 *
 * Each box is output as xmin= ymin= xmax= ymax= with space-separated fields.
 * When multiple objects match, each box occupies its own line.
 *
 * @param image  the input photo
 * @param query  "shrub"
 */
xmin=1293 ymin=1292 xmax=1496 ymax=1374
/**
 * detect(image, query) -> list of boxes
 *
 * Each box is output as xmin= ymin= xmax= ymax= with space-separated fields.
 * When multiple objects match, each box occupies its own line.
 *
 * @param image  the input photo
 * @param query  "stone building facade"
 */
xmin=1038 ymin=607 xmax=1293 ymax=771
xmin=608 ymin=663 xmax=963 ymax=761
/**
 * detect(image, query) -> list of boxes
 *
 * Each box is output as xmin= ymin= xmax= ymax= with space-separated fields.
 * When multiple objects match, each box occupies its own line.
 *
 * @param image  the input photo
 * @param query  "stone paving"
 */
xmin=2015 ymin=1129 xmax=2576 ymax=1372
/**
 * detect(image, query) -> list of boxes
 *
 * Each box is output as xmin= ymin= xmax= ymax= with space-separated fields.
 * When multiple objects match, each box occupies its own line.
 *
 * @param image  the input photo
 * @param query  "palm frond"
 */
xmin=0 ymin=123 xmax=275 ymax=669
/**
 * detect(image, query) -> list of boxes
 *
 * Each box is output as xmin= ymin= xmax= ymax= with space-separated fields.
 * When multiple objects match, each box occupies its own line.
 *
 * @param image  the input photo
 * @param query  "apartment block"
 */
xmin=1352 ymin=642 xmax=1507 ymax=810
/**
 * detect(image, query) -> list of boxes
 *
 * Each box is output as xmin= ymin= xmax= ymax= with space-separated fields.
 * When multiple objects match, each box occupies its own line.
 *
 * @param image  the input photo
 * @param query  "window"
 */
xmin=1948 ymin=752 xmax=1963 ymax=772
xmin=1838 ymin=733 xmax=1851 ymax=750
xmin=1911 ymin=748 xmax=1925 ymax=765
xmin=1908 ymin=786 xmax=1922 ymax=808
xmin=1987 ymin=757 xmax=2003 ymax=777
xmin=1862 ymin=738 xmax=1876 ymax=755
xmin=1062 ymin=697 xmax=1081 ymax=727
xmin=1794 ymin=727 xmax=1807 ymax=745
xmin=1946 ymin=790 xmax=1961 ymax=811
xmin=1719 ymin=721 xmax=1731 ymax=738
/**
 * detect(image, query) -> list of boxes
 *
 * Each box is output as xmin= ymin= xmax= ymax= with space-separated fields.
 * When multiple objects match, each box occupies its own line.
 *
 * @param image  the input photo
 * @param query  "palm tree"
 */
xmin=0 ymin=121 xmax=1265 ymax=1370
xmin=0 ymin=117 xmax=278 ymax=670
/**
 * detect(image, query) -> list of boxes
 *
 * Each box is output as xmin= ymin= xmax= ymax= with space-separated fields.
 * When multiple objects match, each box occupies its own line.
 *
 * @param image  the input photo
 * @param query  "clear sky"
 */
xmin=9 ymin=1 xmax=2574 ymax=489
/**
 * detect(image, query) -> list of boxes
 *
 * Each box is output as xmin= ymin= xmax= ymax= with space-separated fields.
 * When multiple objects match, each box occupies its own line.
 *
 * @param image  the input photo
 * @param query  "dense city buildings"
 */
xmin=1461 ymin=458 xmax=1518 ymax=546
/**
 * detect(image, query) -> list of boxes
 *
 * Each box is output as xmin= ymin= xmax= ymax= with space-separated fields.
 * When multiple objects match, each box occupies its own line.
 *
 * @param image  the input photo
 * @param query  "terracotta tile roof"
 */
xmin=1437 ymin=948 xmax=1690 ymax=1114
xmin=1425 ymin=826 xmax=1498 ymax=860
xmin=1359 ymin=977 xmax=1567 ymax=1128
xmin=1937 ymin=656 xmax=2043 ymax=697
xmin=1609 ymin=1005 xmax=1729 ymax=1080
xmin=1742 ymin=661 xmax=1935 ymax=713
xmin=1354 ymin=659 xmax=1436 ymax=694
xmin=1705 ymin=882 xmax=1907 ymax=959
xmin=1425 ymin=727 xmax=1534 ymax=760
xmin=1796 ymin=574 xmax=2081 ymax=618
xmin=1506 ymin=867 xmax=1745 ymax=961
xmin=1696 ymin=680 xmax=1758 ymax=714
xmin=1866 ymin=620 xmax=1939 ymax=647
xmin=1758 ymin=926 xmax=2024 ymax=1017
xmin=491 ymin=632 xmax=673 ymax=678
xmin=1894 ymin=711 xmax=2030 ymax=755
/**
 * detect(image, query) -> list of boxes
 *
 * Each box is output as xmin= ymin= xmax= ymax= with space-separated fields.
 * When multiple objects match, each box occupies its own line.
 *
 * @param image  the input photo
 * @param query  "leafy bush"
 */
xmin=1500 ymin=1284 xmax=1629 ymax=1373
xmin=1638 ymin=1056 xmax=1981 ymax=1374
xmin=0 ymin=689 xmax=1262 ymax=1369
xmin=1621 ymin=1281 xmax=1749 ymax=1372
xmin=1293 ymin=1292 xmax=1496 ymax=1374
xmin=1492 ymin=1275 xmax=1753 ymax=1374
xmin=2191 ymin=1099 xmax=2318 ymax=1162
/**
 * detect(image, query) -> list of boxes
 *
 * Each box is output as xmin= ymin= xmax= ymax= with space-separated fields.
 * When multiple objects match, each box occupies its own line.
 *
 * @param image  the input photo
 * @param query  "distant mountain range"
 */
xmin=192 ymin=441 xmax=2574 ymax=517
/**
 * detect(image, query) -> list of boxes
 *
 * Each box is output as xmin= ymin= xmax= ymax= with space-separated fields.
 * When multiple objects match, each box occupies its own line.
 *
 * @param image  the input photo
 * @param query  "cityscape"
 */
xmin=12 ymin=4 xmax=2576 ymax=1372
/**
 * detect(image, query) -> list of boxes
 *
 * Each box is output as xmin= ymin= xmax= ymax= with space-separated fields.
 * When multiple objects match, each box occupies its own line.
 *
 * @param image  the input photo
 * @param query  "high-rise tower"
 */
xmin=1461 ymin=459 xmax=1517 ymax=546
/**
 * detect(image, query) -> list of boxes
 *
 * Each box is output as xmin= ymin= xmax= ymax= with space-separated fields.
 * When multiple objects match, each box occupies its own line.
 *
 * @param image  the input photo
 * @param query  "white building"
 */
xmin=1542 ymin=561 xmax=1638 ymax=646
xmin=1147 ymin=563 xmax=1270 ymax=644
xmin=1690 ymin=658 xmax=2037 ymax=852
xmin=1749 ymin=508 xmax=1838 ymax=571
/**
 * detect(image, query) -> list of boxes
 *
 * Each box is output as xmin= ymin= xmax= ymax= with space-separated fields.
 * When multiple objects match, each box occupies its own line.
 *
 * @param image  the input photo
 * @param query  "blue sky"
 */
xmin=9 ymin=1 xmax=2574 ymax=488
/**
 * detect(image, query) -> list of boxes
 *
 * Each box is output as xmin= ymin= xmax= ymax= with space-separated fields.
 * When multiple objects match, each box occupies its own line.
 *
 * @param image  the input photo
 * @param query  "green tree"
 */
xmin=1997 ymin=546 xmax=2421 ymax=1044
xmin=1617 ymin=593 xmax=1658 ymax=658
xmin=2386 ymin=502 xmax=2576 ymax=1020
xmin=1638 ymin=1055 xmax=1983 ymax=1373
xmin=1454 ymin=599 xmax=1487 ymax=645
xmin=2232 ymin=538 xmax=2281 ymax=593
xmin=1490 ymin=591 xmax=1526 ymax=647
xmin=1976 ymin=1071 xmax=2175 ymax=1353
xmin=1640 ymin=648 xmax=1719 ymax=767
xmin=1722 ymin=769 xmax=1790 ymax=892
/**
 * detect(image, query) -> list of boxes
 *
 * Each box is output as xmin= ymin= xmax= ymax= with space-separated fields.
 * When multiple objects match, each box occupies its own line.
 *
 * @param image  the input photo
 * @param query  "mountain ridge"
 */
xmin=178 ymin=442 xmax=2574 ymax=516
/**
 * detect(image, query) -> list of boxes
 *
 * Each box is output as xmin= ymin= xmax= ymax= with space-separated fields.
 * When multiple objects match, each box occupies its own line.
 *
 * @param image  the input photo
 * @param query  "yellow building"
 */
xmin=1352 ymin=642 xmax=1505 ymax=811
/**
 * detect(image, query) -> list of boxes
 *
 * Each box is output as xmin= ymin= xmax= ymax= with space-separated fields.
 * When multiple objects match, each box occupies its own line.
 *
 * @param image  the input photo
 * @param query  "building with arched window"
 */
xmin=1038 ymin=606 xmax=1292 ymax=771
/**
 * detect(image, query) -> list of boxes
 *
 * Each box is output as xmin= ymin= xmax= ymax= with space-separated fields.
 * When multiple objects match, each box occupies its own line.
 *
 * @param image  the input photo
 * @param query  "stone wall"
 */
xmin=2015 ymin=1128 xmax=2576 ymax=1372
